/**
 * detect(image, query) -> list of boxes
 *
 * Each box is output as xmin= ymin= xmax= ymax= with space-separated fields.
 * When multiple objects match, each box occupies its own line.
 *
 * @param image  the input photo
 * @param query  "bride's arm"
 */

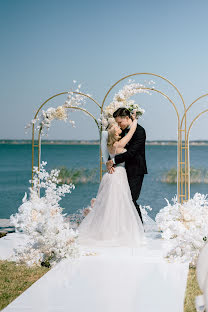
xmin=115 ymin=119 xmax=138 ymax=148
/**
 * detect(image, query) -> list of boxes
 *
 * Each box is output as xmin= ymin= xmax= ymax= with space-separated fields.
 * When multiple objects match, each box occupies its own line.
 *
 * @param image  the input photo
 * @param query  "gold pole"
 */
xmin=37 ymin=125 xmax=42 ymax=196
xmin=102 ymin=84 xmax=182 ymax=196
xmin=181 ymin=94 xmax=208 ymax=200
xmin=31 ymin=92 xmax=101 ymax=188
xmin=184 ymin=108 xmax=187 ymax=202
xmin=31 ymin=74 xmax=195 ymax=205
xmin=180 ymin=93 xmax=208 ymax=129
xmin=177 ymin=128 xmax=181 ymax=201
xmin=187 ymin=109 xmax=208 ymax=199
xmin=31 ymin=123 xmax=35 ymax=188
xmin=101 ymin=73 xmax=185 ymax=203
xmin=38 ymin=125 xmax=42 ymax=172
xmin=34 ymin=107 xmax=100 ymax=192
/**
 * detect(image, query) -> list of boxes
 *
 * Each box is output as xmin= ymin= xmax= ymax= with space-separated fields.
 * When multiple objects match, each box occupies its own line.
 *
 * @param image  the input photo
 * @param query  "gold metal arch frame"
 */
xmin=31 ymin=91 xmax=101 ymax=188
xmin=183 ymin=93 xmax=208 ymax=199
xmin=31 ymin=73 xmax=207 ymax=204
xmin=101 ymin=73 xmax=187 ymax=203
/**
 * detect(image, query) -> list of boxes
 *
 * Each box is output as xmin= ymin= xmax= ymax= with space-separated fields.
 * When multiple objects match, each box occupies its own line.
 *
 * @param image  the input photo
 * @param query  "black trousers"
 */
xmin=128 ymin=174 xmax=144 ymax=223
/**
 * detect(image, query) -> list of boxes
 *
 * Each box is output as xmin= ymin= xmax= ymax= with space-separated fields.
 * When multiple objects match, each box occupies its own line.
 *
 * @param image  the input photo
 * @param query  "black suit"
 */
xmin=114 ymin=124 xmax=148 ymax=223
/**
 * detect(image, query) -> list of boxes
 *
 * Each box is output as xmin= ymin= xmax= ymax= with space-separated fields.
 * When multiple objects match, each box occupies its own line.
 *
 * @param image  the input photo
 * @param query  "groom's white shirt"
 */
xmin=101 ymin=131 xmax=109 ymax=164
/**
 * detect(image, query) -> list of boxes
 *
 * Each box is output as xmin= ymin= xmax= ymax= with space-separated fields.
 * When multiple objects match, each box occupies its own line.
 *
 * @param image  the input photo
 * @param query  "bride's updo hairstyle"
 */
xmin=107 ymin=122 xmax=121 ymax=151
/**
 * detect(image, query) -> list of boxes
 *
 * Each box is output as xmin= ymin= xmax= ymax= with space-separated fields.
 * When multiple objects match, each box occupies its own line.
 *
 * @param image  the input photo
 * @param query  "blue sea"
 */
xmin=0 ymin=144 xmax=208 ymax=220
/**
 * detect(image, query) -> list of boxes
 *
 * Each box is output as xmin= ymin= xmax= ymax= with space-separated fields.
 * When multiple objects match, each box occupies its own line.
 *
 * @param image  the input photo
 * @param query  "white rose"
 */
xmin=102 ymin=118 xmax=108 ymax=127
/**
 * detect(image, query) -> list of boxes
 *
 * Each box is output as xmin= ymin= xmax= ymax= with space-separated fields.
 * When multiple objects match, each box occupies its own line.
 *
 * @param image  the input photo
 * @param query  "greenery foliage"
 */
xmin=57 ymin=167 xmax=98 ymax=184
xmin=184 ymin=268 xmax=202 ymax=312
xmin=162 ymin=167 xmax=208 ymax=184
xmin=0 ymin=233 xmax=7 ymax=238
xmin=0 ymin=260 xmax=49 ymax=310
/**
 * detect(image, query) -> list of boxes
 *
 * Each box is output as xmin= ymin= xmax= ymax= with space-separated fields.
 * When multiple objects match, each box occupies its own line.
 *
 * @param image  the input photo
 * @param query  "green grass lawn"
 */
xmin=184 ymin=267 xmax=202 ymax=312
xmin=0 ymin=260 xmax=50 ymax=310
xmin=0 ymin=260 xmax=202 ymax=311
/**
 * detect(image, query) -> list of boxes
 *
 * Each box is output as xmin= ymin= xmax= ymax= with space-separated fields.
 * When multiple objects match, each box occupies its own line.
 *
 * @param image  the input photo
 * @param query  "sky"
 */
xmin=1 ymin=0 xmax=208 ymax=140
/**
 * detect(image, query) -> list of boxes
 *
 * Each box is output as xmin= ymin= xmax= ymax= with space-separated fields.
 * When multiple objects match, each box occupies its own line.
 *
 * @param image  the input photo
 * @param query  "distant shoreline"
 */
xmin=1 ymin=140 xmax=208 ymax=146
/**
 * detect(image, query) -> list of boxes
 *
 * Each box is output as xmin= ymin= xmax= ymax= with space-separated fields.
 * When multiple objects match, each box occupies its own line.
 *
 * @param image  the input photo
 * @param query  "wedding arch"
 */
xmin=30 ymin=73 xmax=207 ymax=203
xmin=31 ymin=91 xmax=101 ymax=185
xmin=184 ymin=93 xmax=208 ymax=197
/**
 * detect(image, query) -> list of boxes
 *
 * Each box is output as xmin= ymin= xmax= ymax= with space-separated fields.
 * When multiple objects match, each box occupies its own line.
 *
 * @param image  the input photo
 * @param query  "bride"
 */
xmin=77 ymin=114 xmax=145 ymax=247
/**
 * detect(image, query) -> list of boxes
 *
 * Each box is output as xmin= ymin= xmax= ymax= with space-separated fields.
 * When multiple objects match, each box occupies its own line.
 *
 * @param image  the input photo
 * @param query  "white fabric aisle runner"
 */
xmin=1 ymin=232 xmax=189 ymax=312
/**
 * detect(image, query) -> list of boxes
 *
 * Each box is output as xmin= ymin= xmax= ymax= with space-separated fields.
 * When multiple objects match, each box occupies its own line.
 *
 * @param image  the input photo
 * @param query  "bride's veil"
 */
xmin=101 ymin=130 xmax=109 ymax=164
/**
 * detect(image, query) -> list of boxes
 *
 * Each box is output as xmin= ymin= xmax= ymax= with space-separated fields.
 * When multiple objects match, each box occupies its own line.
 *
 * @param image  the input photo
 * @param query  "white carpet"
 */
xmin=0 ymin=231 xmax=189 ymax=312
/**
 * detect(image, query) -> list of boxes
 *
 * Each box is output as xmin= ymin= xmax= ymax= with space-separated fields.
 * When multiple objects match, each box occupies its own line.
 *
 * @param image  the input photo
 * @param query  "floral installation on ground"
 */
xmin=10 ymin=161 xmax=80 ymax=267
xmin=100 ymin=80 xmax=155 ymax=129
xmin=25 ymin=81 xmax=90 ymax=136
xmin=155 ymin=193 xmax=208 ymax=265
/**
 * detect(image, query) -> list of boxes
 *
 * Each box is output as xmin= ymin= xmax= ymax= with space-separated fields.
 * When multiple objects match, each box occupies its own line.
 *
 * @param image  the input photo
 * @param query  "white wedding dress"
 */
xmin=77 ymin=149 xmax=145 ymax=248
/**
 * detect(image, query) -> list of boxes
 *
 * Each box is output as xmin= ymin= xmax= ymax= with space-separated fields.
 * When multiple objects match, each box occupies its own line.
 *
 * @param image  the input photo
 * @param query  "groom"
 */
xmin=106 ymin=108 xmax=147 ymax=224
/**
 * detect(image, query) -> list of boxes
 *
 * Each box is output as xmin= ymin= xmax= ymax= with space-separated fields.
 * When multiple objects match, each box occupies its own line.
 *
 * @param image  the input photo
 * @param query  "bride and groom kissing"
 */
xmin=77 ymin=107 xmax=148 ymax=247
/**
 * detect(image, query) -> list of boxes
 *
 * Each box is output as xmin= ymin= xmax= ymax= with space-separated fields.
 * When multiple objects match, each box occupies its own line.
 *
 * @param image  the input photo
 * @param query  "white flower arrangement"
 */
xmin=155 ymin=193 xmax=208 ymax=265
xmin=100 ymin=81 xmax=152 ymax=129
xmin=25 ymin=82 xmax=88 ymax=136
xmin=10 ymin=161 xmax=80 ymax=267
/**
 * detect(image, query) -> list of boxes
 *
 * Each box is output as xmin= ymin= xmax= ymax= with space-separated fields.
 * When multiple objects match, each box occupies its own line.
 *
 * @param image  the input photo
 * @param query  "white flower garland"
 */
xmin=100 ymin=80 xmax=154 ymax=129
xmin=26 ymin=80 xmax=155 ymax=133
xmin=10 ymin=161 xmax=80 ymax=267
xmin=155 ymin=193 xmax=208 ymax=265
xmin=25 ymin=82 xmax=88 ymax=136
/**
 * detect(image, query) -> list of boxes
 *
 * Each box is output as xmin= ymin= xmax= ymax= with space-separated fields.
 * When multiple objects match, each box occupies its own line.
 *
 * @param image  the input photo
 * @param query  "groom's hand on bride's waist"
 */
xmin=108 ymin=167 xmax=115 ymax=174
xmin=106 ymin=160 xmax=115 ymax=174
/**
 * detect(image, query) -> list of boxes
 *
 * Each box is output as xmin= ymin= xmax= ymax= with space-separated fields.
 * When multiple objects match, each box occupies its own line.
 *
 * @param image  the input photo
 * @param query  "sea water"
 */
xmin=0 ymin=144 xmax=208 ymax=219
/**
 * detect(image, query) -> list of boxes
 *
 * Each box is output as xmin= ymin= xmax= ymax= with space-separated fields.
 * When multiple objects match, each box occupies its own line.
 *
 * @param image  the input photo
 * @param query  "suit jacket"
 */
xmin=114 ymin=124 xmax=148 ymax=177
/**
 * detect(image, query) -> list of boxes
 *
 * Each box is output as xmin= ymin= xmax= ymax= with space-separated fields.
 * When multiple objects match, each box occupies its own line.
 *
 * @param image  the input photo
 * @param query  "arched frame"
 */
xmin=31 ymin=73 xmax=207 ymax=204
xmin=31 ymin=92 xmax=101 ymax=186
